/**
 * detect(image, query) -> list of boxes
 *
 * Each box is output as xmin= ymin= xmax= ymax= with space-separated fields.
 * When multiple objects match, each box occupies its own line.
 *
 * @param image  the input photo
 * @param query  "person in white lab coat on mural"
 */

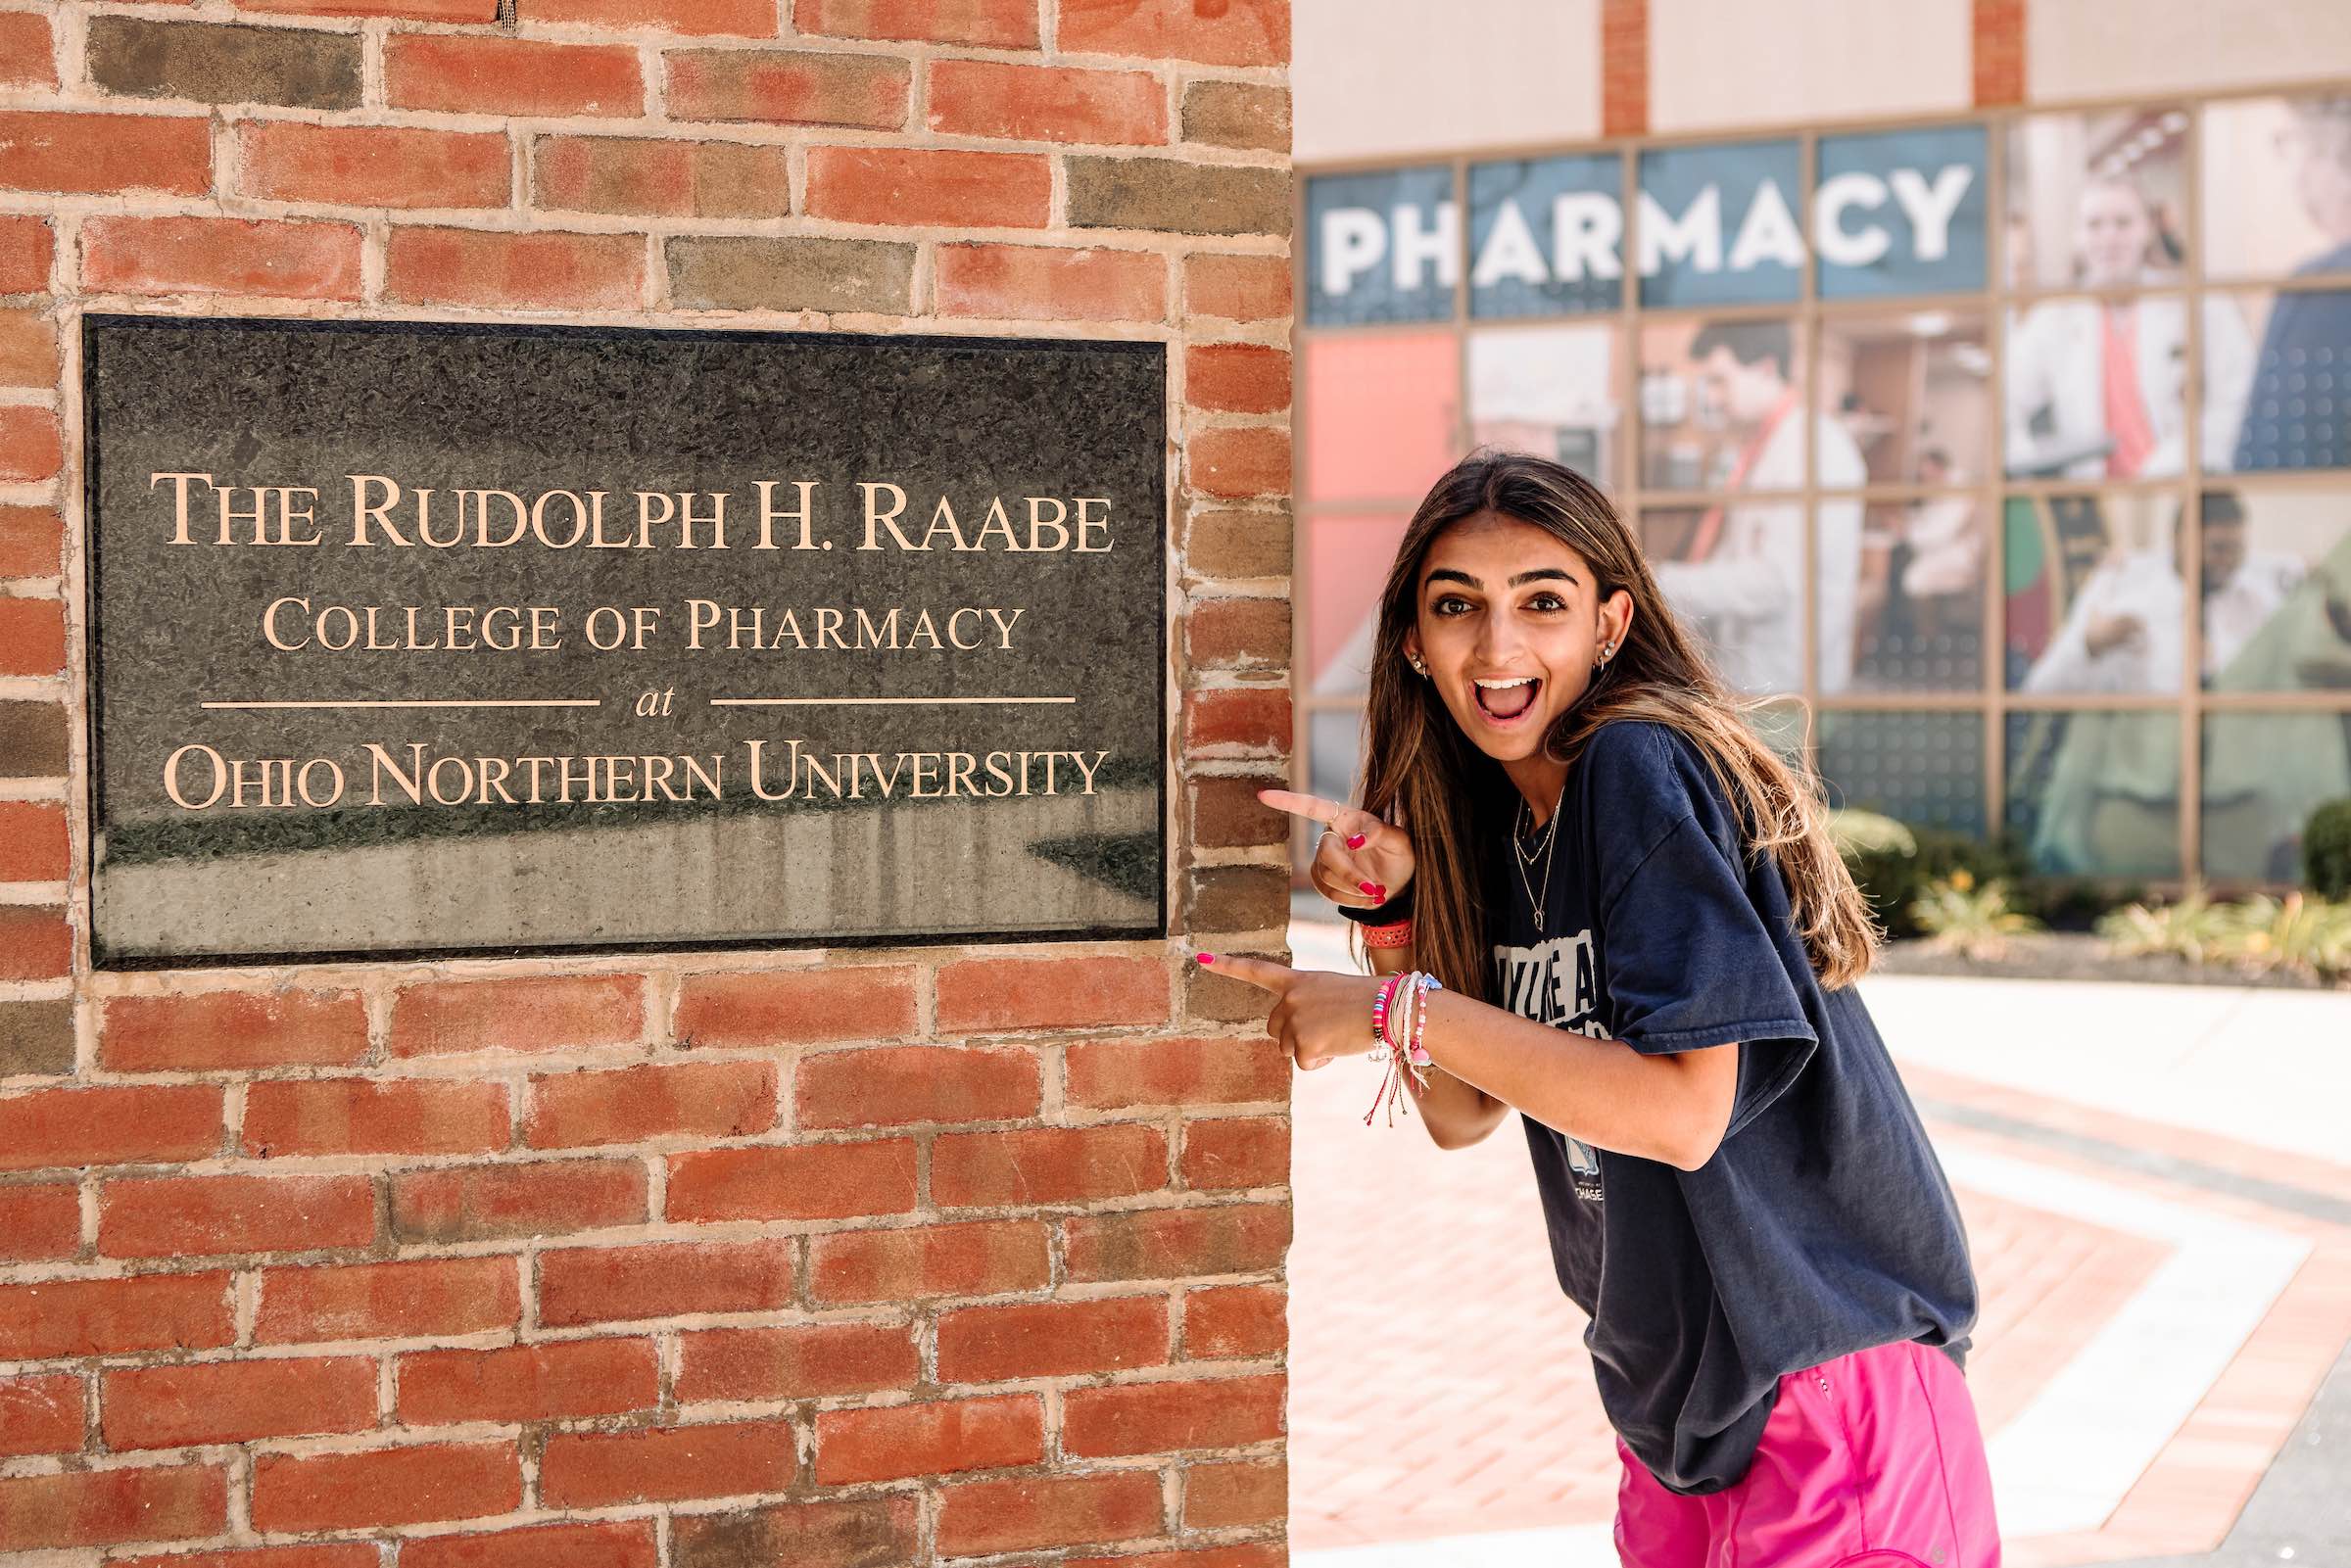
xmin=1653 ymin=321 xmax=1866 ymax=696
xmin=2004 ymin=174 xmax=2253 ymax=479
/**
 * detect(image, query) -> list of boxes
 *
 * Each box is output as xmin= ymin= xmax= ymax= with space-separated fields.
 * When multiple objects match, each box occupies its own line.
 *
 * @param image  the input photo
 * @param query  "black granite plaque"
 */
xmin=83 ymin=315 xmax=1167 ymax=966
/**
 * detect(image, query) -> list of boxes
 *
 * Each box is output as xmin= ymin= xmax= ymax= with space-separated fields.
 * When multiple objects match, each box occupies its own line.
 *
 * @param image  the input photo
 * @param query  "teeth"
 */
xmin=1473 ymin=677 xmax=1535 ymax=689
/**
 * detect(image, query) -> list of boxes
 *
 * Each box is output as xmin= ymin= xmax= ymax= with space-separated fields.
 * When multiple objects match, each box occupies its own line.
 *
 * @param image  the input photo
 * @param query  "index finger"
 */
xmin=1196 ymin=954 xmax=1296 ymax=994
xmin=1257 ymin=788 xmax=1348 ymax=827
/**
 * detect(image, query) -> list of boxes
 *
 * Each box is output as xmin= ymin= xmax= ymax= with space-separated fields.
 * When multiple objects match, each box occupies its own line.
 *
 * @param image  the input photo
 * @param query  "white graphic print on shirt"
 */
xmin=1495 ymin=931 xmax=1607 ymax=1202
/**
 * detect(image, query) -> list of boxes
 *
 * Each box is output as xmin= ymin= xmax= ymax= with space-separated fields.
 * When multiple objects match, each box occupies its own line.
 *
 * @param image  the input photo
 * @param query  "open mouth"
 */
xmin=1472 ymin=676 xmax=1541 ymax=723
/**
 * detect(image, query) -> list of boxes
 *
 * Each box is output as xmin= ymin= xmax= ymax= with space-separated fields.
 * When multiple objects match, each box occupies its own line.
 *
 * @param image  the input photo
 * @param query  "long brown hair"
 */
xmin=1357 ymin=451 xmax=1879 ymax=999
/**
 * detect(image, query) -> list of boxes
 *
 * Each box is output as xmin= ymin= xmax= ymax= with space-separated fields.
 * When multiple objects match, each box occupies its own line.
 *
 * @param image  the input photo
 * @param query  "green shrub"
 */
xmin=1911 ymin=875 xmax=2041 ymax=960
xmin=2307 ymin=798 xmax=2351 ymax=901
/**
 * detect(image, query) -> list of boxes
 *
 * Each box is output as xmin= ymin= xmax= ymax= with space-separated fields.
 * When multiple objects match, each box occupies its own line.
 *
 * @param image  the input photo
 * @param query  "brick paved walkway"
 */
xmin=1284 ymin=922 xmax=2351 ymax=1565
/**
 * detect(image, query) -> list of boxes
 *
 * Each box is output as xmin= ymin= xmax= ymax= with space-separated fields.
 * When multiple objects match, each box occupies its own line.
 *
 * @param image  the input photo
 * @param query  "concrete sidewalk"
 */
xmin=1282 ymin=918 xmax=2351 ymax=1567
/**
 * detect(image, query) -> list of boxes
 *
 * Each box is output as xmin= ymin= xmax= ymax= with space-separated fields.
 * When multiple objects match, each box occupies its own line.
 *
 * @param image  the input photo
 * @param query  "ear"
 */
xmin=1600 ymin=587 xmax=1635 ymax=652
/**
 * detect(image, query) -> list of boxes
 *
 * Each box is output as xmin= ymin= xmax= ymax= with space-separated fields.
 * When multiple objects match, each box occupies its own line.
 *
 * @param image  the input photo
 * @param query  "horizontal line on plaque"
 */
xmin=709 ymin=696 xmax=1078 ymax=707
xmin=199 ymin=699 xmax=602 ymax=710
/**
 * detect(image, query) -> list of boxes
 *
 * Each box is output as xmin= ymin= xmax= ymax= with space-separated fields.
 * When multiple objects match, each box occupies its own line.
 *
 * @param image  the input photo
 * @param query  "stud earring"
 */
xmin=1407 ymin=653 xmax=1427 ymax=676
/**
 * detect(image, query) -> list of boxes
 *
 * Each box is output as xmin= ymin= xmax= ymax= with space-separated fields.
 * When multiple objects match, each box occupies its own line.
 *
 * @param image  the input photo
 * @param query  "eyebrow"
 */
xmin=1424 ymin=566 xmax=1579 ymax=590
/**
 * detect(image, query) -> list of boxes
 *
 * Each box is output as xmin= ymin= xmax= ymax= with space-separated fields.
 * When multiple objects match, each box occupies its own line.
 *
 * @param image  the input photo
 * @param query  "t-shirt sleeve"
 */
xmin=1589 ymin=729 xmax=1820 ymax=1138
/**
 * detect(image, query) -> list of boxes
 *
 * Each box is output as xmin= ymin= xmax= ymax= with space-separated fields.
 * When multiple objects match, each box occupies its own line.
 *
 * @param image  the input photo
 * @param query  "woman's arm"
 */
xmin=1364 ymin=939 xmax=1509 ymax=1151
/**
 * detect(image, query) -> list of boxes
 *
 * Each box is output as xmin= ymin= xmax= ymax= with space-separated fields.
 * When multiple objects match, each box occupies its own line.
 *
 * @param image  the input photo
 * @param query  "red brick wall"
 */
xmin=0 ymin=0 xmax=1296 ymax=1561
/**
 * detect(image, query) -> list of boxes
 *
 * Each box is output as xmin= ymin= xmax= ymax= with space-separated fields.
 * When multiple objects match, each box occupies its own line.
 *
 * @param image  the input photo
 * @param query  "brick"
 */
xmin=0 ymin=1083 xmax=222 ymax=1171
xmin=402 ymin=1521 xmax=658 ymax=1568
xmin=0 ymin=997 xmax=71 ymax=1075
xmin=528 ymin=1058 xmax=775 ymax=1147
xmin=0 ymin=591 xmax=64 ymax=667
xmin=935 ymin=954 xmax=1168 ymax=1030
xmin=0 ymin=904 xmax=67 ymax=978
xmin=1182 ymin=686 xmax=1289 ymax=753
xmin=1072 ymin=1548 xmax=1285 ymax=1568
xmin=0 ymin=12 xmax=54 ymax=89
xmin=1177 ymin=500 xmax=1291 ymax=578
xmin=808 ymin=1218 xmax=1049 ymax=1305
xmin=676 ymin=1321 xmax=917 ymax=1402
xmin=0 ymin=111 xmax=210 ymax=196
xmin=928 ymin=60 xmax=1164 ymax=146
xmin=255 ymin=1256 xmax=519 ymax=1345
xmin=0 ymin=1463 xmax=226 ymax=1551
xmin=1187 ymin=343 xmax=1290 ymax=414
xmin=0 ymin=309 xmax=56 ymax=389
xmin=1190 ymin=425 xmax=1289 ymax=499
xmin=667 ymin=48 xmax=906 ymax=128
xmin=796 ymin=1043 xmax=1039 ymax=1128
xmin=1184 ymin=595 xmax=1290 ymax=671
xmin=523 ymin=0 xmax=776 ymax=34
xmin=1060 ymin=0 xmax=1287 ymax=66
xmin=102 ymin=1355 xmax=376 ymax=1449
xmin=674 ymin=966 xmax=916 ymax=1046
xmin=815 ymin=1393 xmax=1042 ymax=1483
xmin=236 ymin=0 xmax=497 ymax=18
xmin=805 ymin=147 xmax=1050 ymax=228
xmin=935 ymin=242 xmax=1164 ymax=322
xmin=540 ymin=1418 xmax=796 ymax=1507
xmin=0 ymin=698 xmax=69 ymax=777
xmin=114 ymin=1549 xmax=379 ymax=1568
xmin=673 ymin=1497 xmax=918 ymax=1568
xmin=1186 ymin=772 xmax=1287 ymax=849
xmin=1073 ymin=156 xmax=1287 ymax=237
xmin=1180 ymin=1116 xmax=1286 ymax=1190
xmin=667 ymin=234 xmax=915 ymax=314
xmin=1183 ymin=864 xmax=1289 ymax=932
xmin=391 ymin=1157 xmax=647 ymax=1243
xmin=935 ymin=1471 xmax=1162 ymax=1554
xmin=0 ymin=1181 xmax=80 ymax=1259
xmin=1185 ymin=948 xmax=1289 ymax=1022
xmin=251 ymin=1441 xmax=520 ymax=1532
xmin=1182 ymin=79 xmax=1289 ymax=152
xmin=0 ymin=215 xmax=49 ymax=293
xmin=666 ymin=1138 xmax=916 ymax=1222
xmin=933 ymin=1123 xmax=1168 ymax=1208
xmin=796 ymin=0 xmax=1036 ymax=47
xmin=397 ymin=1337 xmax=659 ymax=1424
xmin=936 ymin=1296 xmax=1169 ymax=1383
xmin=1064 ymin=1373 xmax=1282 ymax=1455
xmin=387 ymin=226 xmax=646 ymax=311
xmin=1064 ymin=1203 xmax=1288 ymax=1282
xmin=84 ymin=214 xmax=362 ymax=302
xmin=538 ymin=1236 xmax=796 ymax=1326
xmin=389 ymin=973 xmax=645 ymax=1058
xmin=101 ymin=988 xmax=367 ymax=1071
xmin=101 ymin=1172 xmax=375 ymax=1259
xmin=0 ymin=1372 xmax=81 ymax=1456
xmin=1068 ymin=1035 xmax=1286 ymax=1109
xmin=0 ymin=408 xmax=58 ymax=482
xmin=386 ymin=34 xmax=644 ymax=118
xmin=0 ymin=798 xmax=66 ymax=877
xmin=243 ymin=1076 xmax=510 ymax=1158
xmin=1185 ymin=252 xmax=1290 ymax=322
xmin=237 ymin=121 xmax=508 ymax=209
xmin=87 ymin=18 xmax=360 ymax=109
xmin=1181 ymin=1283 xmax=1283 ymax=1358
xmin=534 ymin=135 xmax=790 ymax=218
xmin=0 ymin=1272 xmax=233 ymax=1359
xmin=1182 ymin=1456 xmax=1283 ymax=1526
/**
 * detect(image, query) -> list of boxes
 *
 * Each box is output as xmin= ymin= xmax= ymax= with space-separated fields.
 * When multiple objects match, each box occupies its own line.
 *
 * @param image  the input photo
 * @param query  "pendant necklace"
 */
xmin=1512 ymin=780 xmax=1565 ymax=932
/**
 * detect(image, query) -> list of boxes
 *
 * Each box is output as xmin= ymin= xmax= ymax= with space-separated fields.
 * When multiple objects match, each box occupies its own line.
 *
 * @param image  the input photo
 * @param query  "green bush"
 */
xmin=2307 ymin=798 xmax=2351 ymax=900
xmin=1912 ymin=874 xmax=2041 ymax=960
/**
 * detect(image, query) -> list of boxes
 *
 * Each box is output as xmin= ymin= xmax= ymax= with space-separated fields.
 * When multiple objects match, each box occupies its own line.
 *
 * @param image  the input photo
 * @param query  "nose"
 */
xmin=1474 ymin=607 xmax=1529 ymax=667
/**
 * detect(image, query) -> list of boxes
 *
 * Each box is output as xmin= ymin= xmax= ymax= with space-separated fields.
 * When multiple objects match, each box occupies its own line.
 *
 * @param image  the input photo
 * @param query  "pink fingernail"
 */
xmin=1358 ymin=880 xmax=1378 ymax=895
xmin=1345 ymin=832 xmax=1367 ymax=849
xmin=1195 ymin=953 xmax=1216 ymax=965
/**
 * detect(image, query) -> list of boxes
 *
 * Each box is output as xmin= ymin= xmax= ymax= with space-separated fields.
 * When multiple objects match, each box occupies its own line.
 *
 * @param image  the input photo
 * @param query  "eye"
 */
xmin=1431 ymin=594 xmax=1475 ymax=617
xmin=1525 ymin=593 xmax=1567 ymax=613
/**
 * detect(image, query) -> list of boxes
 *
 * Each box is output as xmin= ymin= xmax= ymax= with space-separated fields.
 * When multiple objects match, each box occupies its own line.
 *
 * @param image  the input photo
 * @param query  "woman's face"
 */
xmin=2076 ymin=180 xmax=2154 ymax=287
xmin=1404 ymin=511 xmax=1632 ymax=765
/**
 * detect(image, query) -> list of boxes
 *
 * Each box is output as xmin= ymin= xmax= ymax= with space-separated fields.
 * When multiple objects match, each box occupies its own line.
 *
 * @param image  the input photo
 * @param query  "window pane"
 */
xmin=1303 ymin=332 xmax=1460 ymax=504
xmin=2004 ymin=710 xmax=2182 ymax=879
xmin=1846 ymin=499 xmax=1985 ymax=692
xmin=2004 ymin=491 xmax=2187 ymax=694
xmin=1817 ymin=711 xmax=1986 ymax=835
xmin=2004 ymin=106 xmax=2189 ymax=291
xmin=1637 ymin=139 xmax=1803 ymax=309
xmin=1305 ymin=167 xmax=1457 ymax=327
xmin=1818 ymin=310 xmax=1991 ymax=486
xmin=1642 ymin=505 xmax=1803 ymax=695
xmin=1304 ymin=513 xmax=1410 ymax=697
xmin=1468 ymin=153 xmax=1623 ymax=319
xmin=1308 ymin=707 xmax=1366 ymax=811
xmin=1468 ymin=324 xmax=1621 ymax=491
xmin=2201 ymin=712 xmax=2351 ymax=880
xmin=1638 ymin=318 xmax=1821 ymax=491
xmin=1750 ymin=699 xmax=1809 ymax=767
xmin=1816 ymin=124 xmax=1991 ymax=300
xmin=2199 ymin=485 xmax=2351 ymax=691
xmin=2208 ymin=289 xmax=2351 ymax=473
xmin=2201 ymin=95 xmax=2351 ymax=283
xmin=2002 ymin=294 xmax=2190 ymax=480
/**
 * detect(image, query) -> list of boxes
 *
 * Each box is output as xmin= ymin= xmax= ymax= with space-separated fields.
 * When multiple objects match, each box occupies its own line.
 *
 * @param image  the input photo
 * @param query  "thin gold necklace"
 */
xmin=1512 ymin=781 xmax=1565 ymax=932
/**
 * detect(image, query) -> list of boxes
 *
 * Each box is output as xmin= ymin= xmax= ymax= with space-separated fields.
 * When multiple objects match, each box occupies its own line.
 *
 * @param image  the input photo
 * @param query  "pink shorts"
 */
xmin=1614 ymin=1337 xmax=2001 ymax=1568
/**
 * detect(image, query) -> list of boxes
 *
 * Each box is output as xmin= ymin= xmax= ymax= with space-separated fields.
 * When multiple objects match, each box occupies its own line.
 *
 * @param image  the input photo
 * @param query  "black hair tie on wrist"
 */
xmin=1336 ymin=882 xmax=1415 ymax=924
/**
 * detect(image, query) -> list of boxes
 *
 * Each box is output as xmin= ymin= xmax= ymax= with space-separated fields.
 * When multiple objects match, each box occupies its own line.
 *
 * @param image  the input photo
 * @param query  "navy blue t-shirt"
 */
xmin=1488 ymin=719 xmax=1978 ymax=1495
